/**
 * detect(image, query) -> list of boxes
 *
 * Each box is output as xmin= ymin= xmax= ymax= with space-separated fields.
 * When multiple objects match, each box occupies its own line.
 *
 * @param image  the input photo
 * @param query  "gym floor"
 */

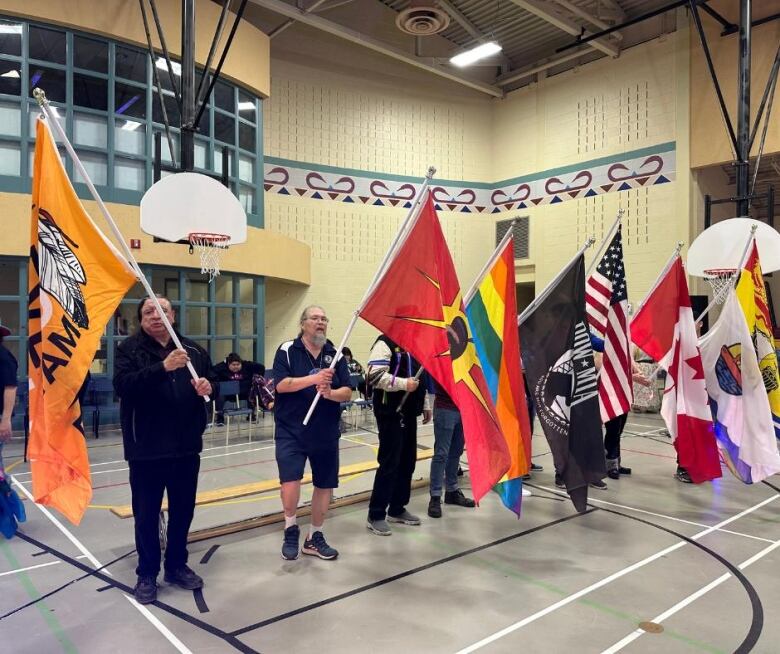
xmin=1 ymin=410 xmax=779 ymax=654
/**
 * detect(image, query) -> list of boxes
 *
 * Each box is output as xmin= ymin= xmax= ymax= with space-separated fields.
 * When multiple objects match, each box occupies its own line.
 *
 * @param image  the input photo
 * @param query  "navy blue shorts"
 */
xmin=275 ymin=436 xmax=339 ymax=489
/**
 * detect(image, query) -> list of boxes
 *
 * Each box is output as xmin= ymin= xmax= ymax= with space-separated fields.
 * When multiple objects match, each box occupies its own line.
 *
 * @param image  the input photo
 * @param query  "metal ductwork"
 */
xmin=395 ymin=1 xmax=450 ymax=36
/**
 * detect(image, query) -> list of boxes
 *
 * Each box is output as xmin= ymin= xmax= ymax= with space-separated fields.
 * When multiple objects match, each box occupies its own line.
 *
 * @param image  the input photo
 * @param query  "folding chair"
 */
xmin=218 ymin=380 xmax=253 ymax=445
xmin=80 ymin=377 xmax=114 ymax=439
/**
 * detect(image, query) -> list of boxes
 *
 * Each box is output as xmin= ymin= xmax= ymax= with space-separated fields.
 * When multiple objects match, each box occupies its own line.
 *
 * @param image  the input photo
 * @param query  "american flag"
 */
xmin=586 ymin=225 xmax=633 ymax=421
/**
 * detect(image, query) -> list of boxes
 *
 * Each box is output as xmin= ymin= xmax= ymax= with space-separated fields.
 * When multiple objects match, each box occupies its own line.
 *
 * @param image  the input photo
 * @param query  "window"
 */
xmin=0 ymin=61 xmax=21 ymax=96
xmin=0 ymin=20 xmax=23 ymax=56
xmin=29 ymin=26 xmax=66 ymax=64
xmin=74 ymin=36 xmax=108 ymax=73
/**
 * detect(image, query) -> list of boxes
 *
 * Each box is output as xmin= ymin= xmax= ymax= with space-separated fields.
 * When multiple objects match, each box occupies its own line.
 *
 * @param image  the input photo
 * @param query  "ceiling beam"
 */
xmin=599 ymin=0 xmax=627 ymax=22
xmin=496 ymin=49 xmax=588 ymax=86
xmin=250 ymin=0 xmax=504 ymax=97
xmin=269 ymin=0 xmax=329 ymax=38
xmin=552 ymin=0 xmax=623 ymax=38
xmin=507 ymin=0 xmax=620 ymax=57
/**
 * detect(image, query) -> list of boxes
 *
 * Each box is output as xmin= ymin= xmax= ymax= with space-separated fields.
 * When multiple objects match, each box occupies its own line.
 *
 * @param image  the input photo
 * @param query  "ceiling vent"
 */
xmin=395 ymin=1 xmax=451 ymax=36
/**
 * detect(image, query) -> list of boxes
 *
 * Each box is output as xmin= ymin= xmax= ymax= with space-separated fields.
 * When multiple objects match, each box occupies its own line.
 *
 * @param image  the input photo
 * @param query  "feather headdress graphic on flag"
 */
xmin=28 ymin=118 xmax=136 ymax=524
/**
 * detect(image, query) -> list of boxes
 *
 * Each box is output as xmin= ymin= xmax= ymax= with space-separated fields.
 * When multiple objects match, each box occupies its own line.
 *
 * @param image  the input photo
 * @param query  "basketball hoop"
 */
xmin=703 ymin=268 xmax=737 ymax=305
xmin=188 ymin=232 xmax=229 ymax=280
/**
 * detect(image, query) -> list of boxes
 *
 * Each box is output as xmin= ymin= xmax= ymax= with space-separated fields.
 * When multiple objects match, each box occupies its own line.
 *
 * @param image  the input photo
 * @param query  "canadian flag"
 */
xmin=631 ymin=256 xmax=721 ymax=483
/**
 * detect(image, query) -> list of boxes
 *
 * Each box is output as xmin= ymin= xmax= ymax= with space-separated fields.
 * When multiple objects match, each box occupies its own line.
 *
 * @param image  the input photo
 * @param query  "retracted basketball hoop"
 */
xmin=140 ymin=172 xmax=247 ymax=281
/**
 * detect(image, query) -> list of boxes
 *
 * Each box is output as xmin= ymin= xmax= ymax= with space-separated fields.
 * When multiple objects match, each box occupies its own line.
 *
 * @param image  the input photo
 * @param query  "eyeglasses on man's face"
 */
xmin=306 ymin=315 xmax=329 ymax=324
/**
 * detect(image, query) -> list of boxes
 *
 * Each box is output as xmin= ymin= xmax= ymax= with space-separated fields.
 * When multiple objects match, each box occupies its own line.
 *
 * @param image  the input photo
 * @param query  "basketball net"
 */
xmin=189 ymin=233 xmax=229 ymax=281
xmin=703 ymin=268 xmax=737 ymax=305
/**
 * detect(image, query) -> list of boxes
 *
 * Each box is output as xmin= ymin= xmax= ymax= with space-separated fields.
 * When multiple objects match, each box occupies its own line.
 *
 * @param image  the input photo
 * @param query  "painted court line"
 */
xmin=11 ymin=476 xmax=194 ymax=654
xmin=454 ymin=495 xmax=778 ymax=654
xmin=0 ymin=560 xmax=61 ymax=578
xmin=601 ymin=537 xmax=780 ymax=653
xmin=532 ymin=484 xmax=775 ymax=545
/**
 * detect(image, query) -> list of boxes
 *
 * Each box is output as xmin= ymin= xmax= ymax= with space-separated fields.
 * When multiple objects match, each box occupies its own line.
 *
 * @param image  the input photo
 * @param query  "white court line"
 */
xmin=11 ymin=476 xmax=193 ymax=654
xmin=454 ymin=494 xmax=778 ymax=654
xmin=601 ymin=537 xmax=780 ymax=653
xmin=533 ymin=483 xmax=775 ymax=545
xmin=0 ymin=560 xmax=61 ymax=577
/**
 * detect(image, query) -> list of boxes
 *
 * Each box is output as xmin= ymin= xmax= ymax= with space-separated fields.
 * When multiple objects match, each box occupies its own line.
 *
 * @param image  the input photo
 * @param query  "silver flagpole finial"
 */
xmin=32 ymin=87 xmax=47 ymax=106
xmin=426 ymin=166 xmax=436 ymax=179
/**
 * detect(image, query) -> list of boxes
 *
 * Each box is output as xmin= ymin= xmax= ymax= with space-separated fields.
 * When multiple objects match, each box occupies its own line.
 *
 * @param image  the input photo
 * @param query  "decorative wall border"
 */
xmin=263 ymin=142 xmax=675 ymax=214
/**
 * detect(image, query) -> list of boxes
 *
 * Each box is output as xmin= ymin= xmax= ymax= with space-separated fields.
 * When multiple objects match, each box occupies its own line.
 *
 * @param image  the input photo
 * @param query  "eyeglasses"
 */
xmin=306 ymin=316 xmax=329 ymax=323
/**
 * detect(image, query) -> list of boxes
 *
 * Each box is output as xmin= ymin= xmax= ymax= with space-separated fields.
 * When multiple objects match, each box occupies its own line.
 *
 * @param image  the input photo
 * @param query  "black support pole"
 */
xmin=735 ymin=0 xmax=752 ymax=217
xmin=180 ymin=0 xmax=196 ymax=172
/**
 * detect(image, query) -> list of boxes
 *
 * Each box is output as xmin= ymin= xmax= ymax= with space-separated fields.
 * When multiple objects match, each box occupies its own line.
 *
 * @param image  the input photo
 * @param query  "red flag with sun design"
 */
xmin=360 ymin=192 xmax=511 ymax=502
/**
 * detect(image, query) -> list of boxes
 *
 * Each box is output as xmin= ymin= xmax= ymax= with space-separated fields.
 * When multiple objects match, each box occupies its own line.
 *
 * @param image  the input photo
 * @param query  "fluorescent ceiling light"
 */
xmin=121 ymin=120 xmax=142 ymax=131
xmin=155 ymin=57 xmax=181 ymax=76
xmin=0 ymin=24 xmax=22 ymax=34
xmin=1 ymin=69 xmax=20 ymax=78
xmin=449 ymin=41 xmax=502 ymax=67
xmin=238 ymin=101 xmax=255 ymax=112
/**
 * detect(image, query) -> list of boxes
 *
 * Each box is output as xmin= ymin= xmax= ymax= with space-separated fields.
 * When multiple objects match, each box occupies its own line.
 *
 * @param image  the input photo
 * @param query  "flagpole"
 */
xmin=585 ymin=209 xmax=623 ymax=278
xmin=463 ymin=219 xmax=517 ymax=306
xmin=33 ymin=88 xmax=210 ymax=402
xmin=630 ymin=242 xmax=684 ymax=320
xmin=396 ymin=366 xmax=425 ymax=413
xmin=517 ymin=237 xmax=595 ymax=326
xmin=692 ymin=225 xmax=758 ymax=328
xmin=302 ymin=166 xmax=437 ymax=425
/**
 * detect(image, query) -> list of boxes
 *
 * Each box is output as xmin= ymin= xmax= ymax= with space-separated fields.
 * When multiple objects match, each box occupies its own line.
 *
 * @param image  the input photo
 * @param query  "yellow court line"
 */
xmin=4 ymin=459 xmax=25 ymax=474
xmin=87 ymin=504 xmax=117 ymax=510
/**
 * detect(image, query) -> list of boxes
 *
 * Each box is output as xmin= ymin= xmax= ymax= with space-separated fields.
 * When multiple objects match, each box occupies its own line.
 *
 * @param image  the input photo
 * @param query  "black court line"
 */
xmin=595 ymin=506 xmax=763 ymax=654
xmin=193 ymin=587 xmax=210 ymax=613
xmin=31 ymin=550 xmax=48 ymax=557
xmin=761 ymin=480 xmax=780 ymax=495
xmin=96 ymin=584 xmax=113 ymax=592
xmin=229 ymin=508 xmax=595 ymax=637
xmin=8 ymin=533 xmax=259 ymax=654
xmin=200 ymin=544 xmax=220 ymax=565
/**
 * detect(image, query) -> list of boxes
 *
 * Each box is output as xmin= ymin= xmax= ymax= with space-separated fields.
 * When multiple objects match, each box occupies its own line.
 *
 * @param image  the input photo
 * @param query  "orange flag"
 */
xmin=360 ymin=193 xmax=510 ymax=502
xmin=28 ymin=118 xmax=136 ymax=524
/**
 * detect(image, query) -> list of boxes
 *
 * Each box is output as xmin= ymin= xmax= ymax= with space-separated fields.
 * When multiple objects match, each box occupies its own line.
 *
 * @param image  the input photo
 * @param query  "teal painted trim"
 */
xmin=265 ymin=141 xmax=676 ymax=190
xmin=263 ymin=156 xmax=494 ymax=189
xmin=495 ymin=141 xmax=676 ymax=187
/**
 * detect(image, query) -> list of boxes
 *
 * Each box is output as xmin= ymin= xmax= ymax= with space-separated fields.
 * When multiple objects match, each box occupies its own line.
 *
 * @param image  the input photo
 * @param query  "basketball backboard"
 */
xmin=140 ymin=172 xmax=247 ymax=245
xmin=687 ymin=217 xmax=780 ymax=276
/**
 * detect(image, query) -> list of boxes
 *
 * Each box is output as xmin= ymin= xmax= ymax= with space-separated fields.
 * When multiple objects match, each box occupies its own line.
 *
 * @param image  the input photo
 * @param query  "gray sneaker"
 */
xmin=366 ymin=519 xmax=392 ymax=536
xmin=387 ymin=510 xmax=421 ymax=526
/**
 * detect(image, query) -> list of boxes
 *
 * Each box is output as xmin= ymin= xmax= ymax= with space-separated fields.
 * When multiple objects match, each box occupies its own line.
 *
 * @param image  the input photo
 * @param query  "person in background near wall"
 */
xmin=272 ymin=305 xmax=351 ymax=561
xmin=213 ymin=353 xmax=265 ymax=423
xmin=365 ymin=336 xmax=429 ymax=536
xmin=341 ymin=347 xmax=367 ymax=398
xmin=114 ymin=296 xmax=216 ymax=605
xmin=0 ymin=321 xmax=18 ymax=479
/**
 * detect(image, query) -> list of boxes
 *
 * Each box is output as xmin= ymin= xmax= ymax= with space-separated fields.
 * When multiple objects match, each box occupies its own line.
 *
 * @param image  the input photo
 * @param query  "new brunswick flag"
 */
xmin=465 ymin=236 xmax=532 ymax=516
xmin=28 ymin=118 xmax=136 ymax=524
xmin=360 ymin=193 xmax=511 ymax=502
xmin=736 ymin=241 xmax=780 ymax=440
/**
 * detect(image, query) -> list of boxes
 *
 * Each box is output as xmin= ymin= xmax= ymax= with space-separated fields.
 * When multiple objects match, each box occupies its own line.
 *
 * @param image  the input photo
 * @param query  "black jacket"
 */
xmin=369 ymin=335 xmax=426 ymax=417
xmin=113 ymin=330 xmax=217 ymax=461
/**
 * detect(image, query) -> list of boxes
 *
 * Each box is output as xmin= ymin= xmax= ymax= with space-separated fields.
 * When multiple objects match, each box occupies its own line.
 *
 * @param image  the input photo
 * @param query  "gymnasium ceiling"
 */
xmin=240 ymin=0 xmax=681 ymax=94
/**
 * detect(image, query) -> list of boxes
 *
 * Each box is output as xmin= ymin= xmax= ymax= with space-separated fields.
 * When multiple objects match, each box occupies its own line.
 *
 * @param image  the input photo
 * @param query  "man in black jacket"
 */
xmin=114 ymin=296 xmax=215 ymax=605
xmin=365 ymin=335 xmax=430 ymax=535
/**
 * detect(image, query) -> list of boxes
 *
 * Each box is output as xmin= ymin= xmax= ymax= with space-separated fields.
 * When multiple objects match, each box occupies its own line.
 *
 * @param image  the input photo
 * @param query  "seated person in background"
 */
xmin=213 ymin=353 xmax=265 ymax=422
xmin=342 ymin=347 xmax=367 ymax=398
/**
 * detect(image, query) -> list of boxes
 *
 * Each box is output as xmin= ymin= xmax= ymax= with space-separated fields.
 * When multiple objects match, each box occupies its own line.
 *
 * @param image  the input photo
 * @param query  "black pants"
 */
xmin=128 ymin=454 xmax=200 ymax=578
xmin=368 ymin=411 xmax=417 ymax=521
xmin=604 ymin=414 xmax=628 ymax=460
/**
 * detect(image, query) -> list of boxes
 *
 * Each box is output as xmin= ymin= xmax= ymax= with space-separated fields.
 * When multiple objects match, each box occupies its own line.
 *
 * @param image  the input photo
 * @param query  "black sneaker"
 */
xmin=427 ymin=496 xmax=442 ymax=518
xmin=302 ymin=531 xmax=339 ymax=560
xmin=675 ymin=467 xmax=693 ymax=484
xmin=590 ymin=480 xmax=608 ymax=490
xmin=282 ymin=525 xmax=300 ymax=560
xmin=554 ymin=473 xmax=565 ymax=489
xmin=444 ymin=489 xmax=476 ymax=508
xmin=164 ymin=564 xmax=203 ymax=590
xmin=530 ymin=462 xmax=544 ymax=472
xmin=134 ymin=576 xmax=157 ymax=604
xmin=618 ymin=466 xmax=632 ymax=475
xmin=457 ymin=466 xmax=464 ymax=477
xmin=607 ymin=468 xmax=620 ymax=480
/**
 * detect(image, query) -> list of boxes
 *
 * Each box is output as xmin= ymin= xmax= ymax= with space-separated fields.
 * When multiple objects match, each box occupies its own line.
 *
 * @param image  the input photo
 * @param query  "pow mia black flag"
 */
xmin=520 ymin=255 xmax=606 ymax=512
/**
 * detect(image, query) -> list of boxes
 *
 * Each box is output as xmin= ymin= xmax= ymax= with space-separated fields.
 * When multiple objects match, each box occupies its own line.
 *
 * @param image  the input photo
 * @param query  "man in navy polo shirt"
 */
xmin=273 ymin=304 xmax=351 ymax=561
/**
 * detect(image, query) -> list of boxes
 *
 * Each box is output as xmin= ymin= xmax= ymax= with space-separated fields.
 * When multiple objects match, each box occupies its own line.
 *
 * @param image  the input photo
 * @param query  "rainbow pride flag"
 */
xmin=465 ymin=234 xmax=532 ymax=516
